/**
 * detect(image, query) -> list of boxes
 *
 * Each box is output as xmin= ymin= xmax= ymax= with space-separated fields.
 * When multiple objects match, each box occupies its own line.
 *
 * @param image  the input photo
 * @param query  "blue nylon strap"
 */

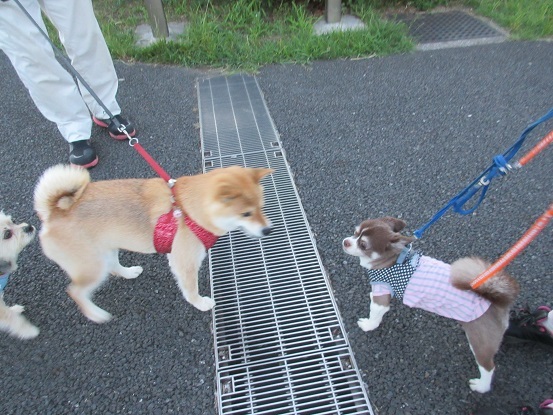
xmin=413 ymin=107 xmax=553 ymax=239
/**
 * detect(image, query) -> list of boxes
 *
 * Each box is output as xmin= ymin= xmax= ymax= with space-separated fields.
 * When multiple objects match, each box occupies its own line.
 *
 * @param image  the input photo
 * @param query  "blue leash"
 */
xmin=413 ymin=107 xmax=553 ymax=239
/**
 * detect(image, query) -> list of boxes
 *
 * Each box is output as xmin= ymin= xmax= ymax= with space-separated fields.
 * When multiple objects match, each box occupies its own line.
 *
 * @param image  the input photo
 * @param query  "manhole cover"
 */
xmin=392 ymin=10 xmax=505 ymax=45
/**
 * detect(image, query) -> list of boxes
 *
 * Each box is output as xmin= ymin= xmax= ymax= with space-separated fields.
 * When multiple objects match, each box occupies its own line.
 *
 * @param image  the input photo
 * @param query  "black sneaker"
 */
xmin=504 ymin=306 xmax=553 ymax=348
xmin=539 ymin=400 xmax=553 ymax=415
xmin=69 ymin=139 xmax=98 ymax=168
xmin=93 ymin=114 xmax=136 ymax=140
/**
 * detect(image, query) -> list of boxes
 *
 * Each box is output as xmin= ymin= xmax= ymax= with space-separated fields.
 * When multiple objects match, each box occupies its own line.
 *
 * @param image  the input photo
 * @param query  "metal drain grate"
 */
xmin=393 ymin=10 xmax=505 ymax=45
xmin=198 ymin=74 xmax=373 ymax=415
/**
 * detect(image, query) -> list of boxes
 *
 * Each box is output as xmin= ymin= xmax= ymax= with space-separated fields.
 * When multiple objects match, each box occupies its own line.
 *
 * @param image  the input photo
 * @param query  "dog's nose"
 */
xmin=261 ymin=226 xmax=272 ymax=236
xmin=24 ymin=224 xmax=35 ymax=234
xmin=343 ymin=238 xmax=351 ymax=248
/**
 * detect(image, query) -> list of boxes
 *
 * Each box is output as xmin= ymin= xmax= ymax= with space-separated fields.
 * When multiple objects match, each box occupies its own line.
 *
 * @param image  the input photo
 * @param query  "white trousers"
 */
xmin=0 ymin=0 xmax=121 ymax=143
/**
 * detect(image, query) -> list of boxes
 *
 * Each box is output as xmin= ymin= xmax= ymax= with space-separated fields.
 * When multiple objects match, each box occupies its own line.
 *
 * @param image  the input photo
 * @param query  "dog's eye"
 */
xmin=3 ymin=230 xmax=12 ymax=240
xmin=242 ymin=212 xmax=252 ymax=218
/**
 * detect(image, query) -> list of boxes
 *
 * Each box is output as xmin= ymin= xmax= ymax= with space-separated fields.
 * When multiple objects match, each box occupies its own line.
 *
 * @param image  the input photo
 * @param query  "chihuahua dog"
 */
xmin=34 ymin=164 xmax=273 ymax=323
xmin=343 ymin=216 xmax=519 ymax=393
xmin=0 ymin=212 xmax=39 ymax=339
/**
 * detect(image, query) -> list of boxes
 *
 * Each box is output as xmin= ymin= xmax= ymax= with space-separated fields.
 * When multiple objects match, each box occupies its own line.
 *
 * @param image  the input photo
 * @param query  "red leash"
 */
xmin=130 ymin=139 xmax=173 ymax=183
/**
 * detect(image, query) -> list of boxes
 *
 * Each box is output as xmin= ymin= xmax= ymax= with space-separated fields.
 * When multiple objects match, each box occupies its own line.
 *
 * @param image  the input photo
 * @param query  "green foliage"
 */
xmin=88 ymin=0 xmax=550 ymax=71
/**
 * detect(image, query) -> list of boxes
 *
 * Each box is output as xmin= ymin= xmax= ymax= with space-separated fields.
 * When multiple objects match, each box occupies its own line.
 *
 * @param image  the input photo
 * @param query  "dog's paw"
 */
xmin=120 ymin=266 xmax=143 ymax=279
xmin=9 ymin=304 xmax=25 ymax=314
xmin=85 ymin=308 xmax=113 ymax=324
xmin=357 ymin=318 xmax=380 ymax=332
xmin=15 ymin=323 xmax=40 ymax=340
xmin=469 ymin=378 xmax=492 ymax=393
xmin=193 ymin=296 xmax=215 ymax=312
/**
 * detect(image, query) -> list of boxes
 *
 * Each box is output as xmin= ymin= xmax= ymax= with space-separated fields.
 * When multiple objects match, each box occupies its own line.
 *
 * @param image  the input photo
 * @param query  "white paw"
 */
xmin=193 ymin=296 xmax=215 ymax=312
xmin=121 ymin=266 xmax=143 ymax=279
xmin=16 ymin=324 xmax=40 ymax=340
xmin=85 ymin=307 xmax=113 ymax=324
xmin=357 ymin=318 xmax=380 ymax=332
xmin=10 ymin=304 xmax=25 ymax=313
xmin=469 ymin=378 xmax=491 ymax=393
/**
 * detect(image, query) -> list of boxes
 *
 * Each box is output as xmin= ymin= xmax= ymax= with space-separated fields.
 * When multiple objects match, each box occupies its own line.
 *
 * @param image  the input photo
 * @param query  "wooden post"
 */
xmin=325 ymin=0 xmax=341 ymax=24
xmin=144 ymin=0 xmax=169 ymax=38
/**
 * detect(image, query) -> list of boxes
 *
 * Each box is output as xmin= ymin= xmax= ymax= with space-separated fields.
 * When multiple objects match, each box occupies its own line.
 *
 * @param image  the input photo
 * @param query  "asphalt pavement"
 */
xmin=1 ymin=40 xmax=552 ymax=415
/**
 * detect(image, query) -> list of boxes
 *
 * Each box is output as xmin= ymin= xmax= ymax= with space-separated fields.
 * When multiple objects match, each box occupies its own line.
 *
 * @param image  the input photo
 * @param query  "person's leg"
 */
xmin=38 ymin=0 xmax=120 ymax=119
xmin=0 ymin=0 xmax=92 ymax=144
xmin=40 ymin=0 xmax=136 ymax=139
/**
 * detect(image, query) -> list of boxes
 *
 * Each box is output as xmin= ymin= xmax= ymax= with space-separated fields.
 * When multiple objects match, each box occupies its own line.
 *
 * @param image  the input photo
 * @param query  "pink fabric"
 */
xmin=153 ymin=211 xmax=219 ymax=254
xmin=372 ymin=256 xmax=491 ymax=322
xmin=184 ymin=216 xmax=219 ymax=250
xmin=154 ymin=211 xmax=178 ymax=254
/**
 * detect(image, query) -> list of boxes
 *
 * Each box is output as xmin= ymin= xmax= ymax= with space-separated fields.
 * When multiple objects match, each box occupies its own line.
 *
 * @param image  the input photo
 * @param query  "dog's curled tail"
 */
xmin=450 ymin=257 xmax=520 ymax=307
xmin=34 ymin=164 xmax=90 ymax=221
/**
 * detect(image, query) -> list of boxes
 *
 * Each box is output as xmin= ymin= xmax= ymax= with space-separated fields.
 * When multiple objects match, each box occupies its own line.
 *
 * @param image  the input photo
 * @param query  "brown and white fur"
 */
xmin=34 ymin=164 xmax=273 ymax=324
xmin=0 ymin=212 xmax=39 ymax=339
xmin=342 ymin=216 xmax=519 ymax=393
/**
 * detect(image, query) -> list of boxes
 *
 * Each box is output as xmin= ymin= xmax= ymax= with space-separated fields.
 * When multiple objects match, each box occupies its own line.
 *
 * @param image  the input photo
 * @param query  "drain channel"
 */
xmin=197 ymin=74 xmax=373 ymax=414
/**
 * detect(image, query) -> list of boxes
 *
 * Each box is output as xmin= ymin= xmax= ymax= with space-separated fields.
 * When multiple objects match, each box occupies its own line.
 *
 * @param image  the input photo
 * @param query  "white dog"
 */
xmin=0 ymin=211 xmax=39 ymax=339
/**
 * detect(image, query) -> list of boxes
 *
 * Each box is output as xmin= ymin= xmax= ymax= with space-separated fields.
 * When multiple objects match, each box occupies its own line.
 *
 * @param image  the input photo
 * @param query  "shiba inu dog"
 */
xmin=343 ymin=216 xmax=519 ymax=393
xmin=34 ymin=164 xmax=273 ymax=323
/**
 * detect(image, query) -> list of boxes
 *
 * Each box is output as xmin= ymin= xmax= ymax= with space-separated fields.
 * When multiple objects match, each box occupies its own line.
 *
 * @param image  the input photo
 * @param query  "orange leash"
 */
xmin=471 ymin=202 xmax=553 ymax=289
xmin=516 ymin=130 xmax=553 ymax=167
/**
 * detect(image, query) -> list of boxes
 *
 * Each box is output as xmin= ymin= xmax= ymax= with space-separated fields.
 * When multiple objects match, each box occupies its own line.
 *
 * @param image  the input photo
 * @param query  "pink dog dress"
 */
xmin=369 ymin=252 xmax=491 ymax=323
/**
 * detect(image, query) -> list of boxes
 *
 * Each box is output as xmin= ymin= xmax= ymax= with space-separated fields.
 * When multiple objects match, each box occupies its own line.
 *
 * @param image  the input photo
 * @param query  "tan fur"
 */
xmin=343 ymin=216 xmax=520 ymax=393
xmin=34 ymin=164 xmax=273 ymax=323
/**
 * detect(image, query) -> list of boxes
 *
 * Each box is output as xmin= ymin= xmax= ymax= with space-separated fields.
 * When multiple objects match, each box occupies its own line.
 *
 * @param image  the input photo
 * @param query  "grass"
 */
xmin=469 ymin=0 xmax=553 ymax=40
xmin=68 ymin=0 xmax=553 ymax=71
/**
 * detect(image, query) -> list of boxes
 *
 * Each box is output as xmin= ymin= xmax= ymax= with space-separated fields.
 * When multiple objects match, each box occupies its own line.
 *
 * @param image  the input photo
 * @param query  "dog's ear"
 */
xmin=390 ymin=234 xmax=416 ymax=246
xmin=250 ymin=168 xmax=274 ymax=182
xmin=0 ymin=259 xmax=13 ymax=274
xmin=381 ymin=217 xmax=407 ymax=232
xmin=217 ymin=183 xmax=239 ymax=203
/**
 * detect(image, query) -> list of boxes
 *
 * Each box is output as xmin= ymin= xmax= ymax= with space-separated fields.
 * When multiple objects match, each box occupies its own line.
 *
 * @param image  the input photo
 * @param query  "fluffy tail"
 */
xmin=451 ymin=257 xmax=519 ymax=307
xmin=34 ymin=164 xmax=90 ymax=222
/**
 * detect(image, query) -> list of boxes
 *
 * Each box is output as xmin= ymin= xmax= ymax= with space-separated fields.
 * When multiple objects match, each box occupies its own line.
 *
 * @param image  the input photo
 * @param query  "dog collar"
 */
xmin=396 ymin=244 xmax=414 ymax=264
xmin=0 ymin=273 xmax=10 ymax=292
xmin=154 ymin=210 xmax=219 ymax=254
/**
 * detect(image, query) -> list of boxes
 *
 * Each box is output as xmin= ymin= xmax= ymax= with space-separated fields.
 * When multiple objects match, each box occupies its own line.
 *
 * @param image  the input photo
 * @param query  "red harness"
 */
xmin=154 ymin=211 xmax=219 ymax=254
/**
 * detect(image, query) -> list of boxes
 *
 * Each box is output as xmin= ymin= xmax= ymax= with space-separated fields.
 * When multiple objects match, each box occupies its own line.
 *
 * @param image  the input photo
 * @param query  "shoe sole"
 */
xmin=71 ymin=156 xmax=98 ymax=169
xmin=92 ymin=116 xmax=136 ymax=140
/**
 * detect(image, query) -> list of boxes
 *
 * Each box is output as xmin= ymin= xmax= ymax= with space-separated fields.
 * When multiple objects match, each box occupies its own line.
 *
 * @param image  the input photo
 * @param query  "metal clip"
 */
xmin=128 ymin=137 xmax=139 ymax=147
xmin=479 ymin=177 xmax=490 ymax=186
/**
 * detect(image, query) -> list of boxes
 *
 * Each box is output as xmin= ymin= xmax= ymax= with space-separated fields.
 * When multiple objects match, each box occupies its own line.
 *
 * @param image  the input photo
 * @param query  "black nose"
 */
xmin=24 ymin=225 xmax=35 ymax=234
xmin=262 ymin=227 xmax=272 ymax=236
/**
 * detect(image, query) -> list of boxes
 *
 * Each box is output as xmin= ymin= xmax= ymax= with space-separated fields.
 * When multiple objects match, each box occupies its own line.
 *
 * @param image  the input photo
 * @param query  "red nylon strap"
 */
xmin=132 ymin=142 xmax=172 ymax=182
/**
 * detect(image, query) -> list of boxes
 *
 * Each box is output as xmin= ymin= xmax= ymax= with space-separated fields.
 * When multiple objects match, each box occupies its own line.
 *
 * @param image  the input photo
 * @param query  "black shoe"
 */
xmin=539 ymin=400 xmax=553 ymax=415
xmin=504 ymin=306 xmax=553 ymax=348
xmin=93 ymin=114 xmax=136 ymax=140
xmin=471 ymin=406 xmax=537 ymax=415
xmin=69 ymin=139 xmax=98 ymax=168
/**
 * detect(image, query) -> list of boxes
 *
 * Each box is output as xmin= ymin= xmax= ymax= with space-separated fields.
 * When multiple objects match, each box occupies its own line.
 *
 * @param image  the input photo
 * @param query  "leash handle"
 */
xmin=470 ymin=202 xmax=553 ymax=289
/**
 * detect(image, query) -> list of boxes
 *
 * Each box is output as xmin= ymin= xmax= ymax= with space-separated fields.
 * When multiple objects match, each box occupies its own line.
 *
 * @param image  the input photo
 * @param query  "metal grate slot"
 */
xmin=198 ymin=75 xmax=373 ymax=414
